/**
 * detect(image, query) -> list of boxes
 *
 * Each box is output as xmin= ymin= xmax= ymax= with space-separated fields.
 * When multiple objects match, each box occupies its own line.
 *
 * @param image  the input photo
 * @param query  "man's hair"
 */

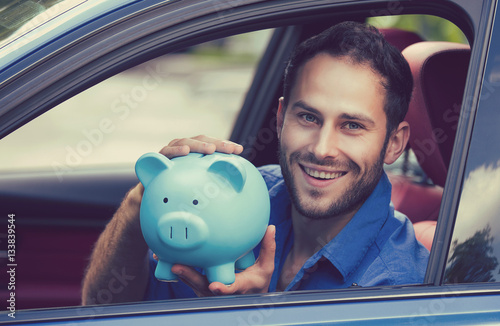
xmin=282 ymin=21 xmax=413 ymax=134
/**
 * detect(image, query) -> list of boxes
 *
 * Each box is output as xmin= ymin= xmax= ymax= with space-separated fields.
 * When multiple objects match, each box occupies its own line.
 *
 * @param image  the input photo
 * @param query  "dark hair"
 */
xmin=282 ymin=21 xmax=413 ymax=134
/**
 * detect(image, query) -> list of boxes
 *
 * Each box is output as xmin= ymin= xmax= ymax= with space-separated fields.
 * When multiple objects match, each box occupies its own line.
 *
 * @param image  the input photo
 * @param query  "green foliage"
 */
xmin=368 ymin=15 xmax=468 ymax=44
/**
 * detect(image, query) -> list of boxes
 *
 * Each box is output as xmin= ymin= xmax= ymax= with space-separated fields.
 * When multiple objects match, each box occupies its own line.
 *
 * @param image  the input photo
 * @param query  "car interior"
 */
xmin=237 ymin=23 xmax=471 ymax=251
xmin=0 ymin=11 xmax=471 ymax=311
xmin=401 ymin=40 xmax=471 ymax=250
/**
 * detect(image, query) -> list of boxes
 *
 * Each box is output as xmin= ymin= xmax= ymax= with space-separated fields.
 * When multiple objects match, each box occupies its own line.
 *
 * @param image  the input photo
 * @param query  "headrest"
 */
xmin=402 ymin=42 xmax=470 ymax=187
xmin=380 ymin=28 xmax=423 ymax=52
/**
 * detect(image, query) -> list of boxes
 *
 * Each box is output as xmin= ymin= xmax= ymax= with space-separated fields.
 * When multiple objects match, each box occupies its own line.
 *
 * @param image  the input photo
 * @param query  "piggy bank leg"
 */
xmin=235 ymin=251 xmax=255 ymax=270
xmin=155 ymin=260 xmax=177 ymax=282
xmin=206 ymin=262 xmax=236 ymax=285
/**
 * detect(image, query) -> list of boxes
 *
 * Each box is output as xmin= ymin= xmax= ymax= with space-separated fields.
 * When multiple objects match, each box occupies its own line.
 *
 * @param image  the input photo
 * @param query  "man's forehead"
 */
xmin=290 ymin=54 xmax=386 ymax=94
xmin=285 ymin=55 xmax=388 ymax=127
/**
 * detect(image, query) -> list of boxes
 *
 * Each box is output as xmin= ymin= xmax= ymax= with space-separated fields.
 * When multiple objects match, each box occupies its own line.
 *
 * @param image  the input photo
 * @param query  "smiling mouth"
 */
xmin=303 ymin=166 xmax=347 ymax=180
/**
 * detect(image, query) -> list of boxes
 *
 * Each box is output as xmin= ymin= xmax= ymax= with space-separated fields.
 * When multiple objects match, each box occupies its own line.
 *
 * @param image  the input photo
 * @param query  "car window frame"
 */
xmin=441 ymin=0 xmax=500 ymax=285
xmin=424 ymin=0 xmax=498 ymax=285
xmin=1 ymin=0 xmax=500 ymax=324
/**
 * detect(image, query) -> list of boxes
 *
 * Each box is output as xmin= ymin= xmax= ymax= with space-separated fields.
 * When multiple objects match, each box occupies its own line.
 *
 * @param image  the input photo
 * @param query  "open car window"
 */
xmin=1 ymin=12 xmax=466 ymax=306
xmin=0 ymin=29 xmax=272 ymax=174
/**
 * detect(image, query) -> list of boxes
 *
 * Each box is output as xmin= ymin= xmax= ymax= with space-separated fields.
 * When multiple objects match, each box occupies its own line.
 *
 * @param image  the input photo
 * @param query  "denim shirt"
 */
xmin=258 ymin=165 xmax=429 ymax=291
xmin=144 ymin=165 xmax=429 ymax=300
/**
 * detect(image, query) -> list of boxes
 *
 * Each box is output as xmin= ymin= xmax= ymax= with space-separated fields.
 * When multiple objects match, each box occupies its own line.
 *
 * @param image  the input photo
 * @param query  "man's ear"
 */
xmin=277 ymin=97 xmax=285 ymax=139
xmin=384 ymin=121 xmax=410 ymax=165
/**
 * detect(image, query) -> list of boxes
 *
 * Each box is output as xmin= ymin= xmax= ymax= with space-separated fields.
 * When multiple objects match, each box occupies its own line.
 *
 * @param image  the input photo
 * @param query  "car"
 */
xmin=1 ymin=0 xmax=500 ymax=324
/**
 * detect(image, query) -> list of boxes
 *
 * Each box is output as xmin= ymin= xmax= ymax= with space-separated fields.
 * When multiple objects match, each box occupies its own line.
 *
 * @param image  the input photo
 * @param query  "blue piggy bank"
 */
xmin=135 ymin=152 xmax=270 ymax=285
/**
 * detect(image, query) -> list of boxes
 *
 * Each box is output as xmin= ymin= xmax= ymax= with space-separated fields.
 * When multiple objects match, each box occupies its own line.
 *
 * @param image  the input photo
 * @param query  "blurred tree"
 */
xmin=445 ymin=225 xmax=499 ymax=283
xmin=368 ymin=15 xmax=468 ymax=44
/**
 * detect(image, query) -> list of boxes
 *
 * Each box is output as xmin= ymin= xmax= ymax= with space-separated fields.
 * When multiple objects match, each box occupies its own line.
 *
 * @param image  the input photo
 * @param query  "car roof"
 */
xmin=0 ymin=0 xmax=145 ymax=70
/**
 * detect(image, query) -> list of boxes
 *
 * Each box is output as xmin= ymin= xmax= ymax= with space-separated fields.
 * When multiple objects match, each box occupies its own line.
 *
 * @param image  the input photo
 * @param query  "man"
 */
xmin=82 ymin=21 xmax=429 ymax=304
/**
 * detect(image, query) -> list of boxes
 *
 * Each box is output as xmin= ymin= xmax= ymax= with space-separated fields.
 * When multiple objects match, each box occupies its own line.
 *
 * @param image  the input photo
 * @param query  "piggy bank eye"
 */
xmin=192 ymin=199 xmax=198 ymax=205
xmin=163 ymin=197 xmax=168 ymax=204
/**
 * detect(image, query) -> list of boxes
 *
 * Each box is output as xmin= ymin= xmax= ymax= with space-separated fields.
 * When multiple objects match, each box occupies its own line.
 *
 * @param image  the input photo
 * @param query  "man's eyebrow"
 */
xmin=340 ymin=113 xmax=376 ymax=126
xmin=291 ymin=101 xmax=321 ymax=115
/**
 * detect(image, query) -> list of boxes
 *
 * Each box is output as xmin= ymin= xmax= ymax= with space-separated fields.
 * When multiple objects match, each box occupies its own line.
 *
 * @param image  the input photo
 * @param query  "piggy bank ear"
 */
xmin=135 ymin=152 xmax=173 ymax=187
xmin=208 ymin=158 xmax=246 ymax=193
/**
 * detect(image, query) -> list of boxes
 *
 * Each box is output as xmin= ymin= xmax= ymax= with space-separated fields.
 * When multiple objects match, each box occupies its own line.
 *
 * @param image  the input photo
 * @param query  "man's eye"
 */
xmin=301 ymin=113 xmax=317 ymax=123
xmin=346 ymin=122 xmax=361 ymax=130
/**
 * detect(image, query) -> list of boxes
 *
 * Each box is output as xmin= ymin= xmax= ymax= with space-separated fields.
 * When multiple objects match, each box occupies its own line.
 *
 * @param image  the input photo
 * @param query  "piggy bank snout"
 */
xmin=157 ymin=212 xmax=209 ymax=250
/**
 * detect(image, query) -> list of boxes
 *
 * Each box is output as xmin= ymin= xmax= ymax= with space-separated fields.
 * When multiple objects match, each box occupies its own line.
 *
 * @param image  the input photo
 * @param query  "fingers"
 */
xmin=160 ymin=135 xmax=243 ymax=159
xmin=209 ymin=225 xmax=276 ymax=296
xmin=208 ymin=281 xmax=235 ymax=296
xmin=255 ymin=225 xmax=276 ymax=273
xmin=155 ymin=226 xmax=276 ymax=297
xmin=160 ymin=142 xmax=191 ymax=159
xmin=171 ymin=264 xmax=214 ymax=297
xmin=151 ymin=258 xmax=213 ymax=297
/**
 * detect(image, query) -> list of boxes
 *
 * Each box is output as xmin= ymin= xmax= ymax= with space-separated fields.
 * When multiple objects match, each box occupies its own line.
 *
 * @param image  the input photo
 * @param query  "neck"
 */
xmin=290 ymin=205 xmax=358 ymax=259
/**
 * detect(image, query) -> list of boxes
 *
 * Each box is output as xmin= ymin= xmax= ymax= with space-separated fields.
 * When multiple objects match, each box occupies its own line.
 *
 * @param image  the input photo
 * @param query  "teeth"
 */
xmin=304 ymin=167 xmax=344 ymax=180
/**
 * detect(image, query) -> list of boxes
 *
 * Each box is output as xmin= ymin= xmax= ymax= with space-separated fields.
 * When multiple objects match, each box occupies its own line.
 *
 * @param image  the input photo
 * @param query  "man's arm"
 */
xmin=82 ymin=135 xmax=275 ymax=303
xmin=81 ymin=183 xmax=150 ymax=305
xmin=81 ymin=135 xmax=241 ymax=304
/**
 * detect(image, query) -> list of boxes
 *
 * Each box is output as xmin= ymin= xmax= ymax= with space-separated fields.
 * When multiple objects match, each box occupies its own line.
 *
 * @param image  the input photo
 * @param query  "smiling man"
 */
xmin=270 ymin=22 xmax=429 ymax=290
xmin=82 ymin=21 xmax=429 ymax=304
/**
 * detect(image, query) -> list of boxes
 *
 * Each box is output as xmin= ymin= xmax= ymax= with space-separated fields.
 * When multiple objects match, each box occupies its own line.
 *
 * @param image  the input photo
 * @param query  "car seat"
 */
xmin=401 ymin=41 xmax=471 ymax=250
xmin=380 ymin=28 xmax=424 ymax=51
xmin=378 ymin=30 xmax=444 ymax=225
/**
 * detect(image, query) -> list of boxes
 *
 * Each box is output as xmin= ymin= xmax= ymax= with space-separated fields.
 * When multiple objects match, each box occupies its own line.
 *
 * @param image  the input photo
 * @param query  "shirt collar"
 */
xmin=315 ymin=172 xmax=392 ymax=281
xmin=268 ymin=177 xmax=292 ymax=225
xmin=265 ymin=167 xmax=392 ymax=286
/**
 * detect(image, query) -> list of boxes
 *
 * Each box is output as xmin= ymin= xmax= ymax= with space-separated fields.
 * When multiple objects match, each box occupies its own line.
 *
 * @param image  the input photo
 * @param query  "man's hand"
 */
xmin=155 ymin=135 xmax=269 ymax=297
xmin=160 ymin=135 xmax=244 ymax=159
xmin=163 ymin=225 xmax=276 ymax=297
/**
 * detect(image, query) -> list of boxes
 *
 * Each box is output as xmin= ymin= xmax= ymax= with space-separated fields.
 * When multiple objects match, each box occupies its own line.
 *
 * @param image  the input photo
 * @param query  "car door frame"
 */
xmin=1 ymin=0 xmax=500 ymax=324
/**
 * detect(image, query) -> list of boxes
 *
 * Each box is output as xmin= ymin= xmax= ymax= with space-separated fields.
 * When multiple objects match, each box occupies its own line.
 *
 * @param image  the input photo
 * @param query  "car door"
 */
xmin=1 ymin=0 xmax=500 ymax=325
xmin=0 ymin=0 xmax=278 ymax=311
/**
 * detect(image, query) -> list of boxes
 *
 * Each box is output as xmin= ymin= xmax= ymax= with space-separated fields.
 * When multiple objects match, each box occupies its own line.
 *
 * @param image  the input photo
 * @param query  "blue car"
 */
xmin=0 ymin=0 xmax=499 ymax=324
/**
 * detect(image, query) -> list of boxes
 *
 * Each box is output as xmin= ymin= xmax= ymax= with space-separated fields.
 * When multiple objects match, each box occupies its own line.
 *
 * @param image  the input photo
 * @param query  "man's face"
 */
xmin=278 ymin=54 xmax=390 ymax=220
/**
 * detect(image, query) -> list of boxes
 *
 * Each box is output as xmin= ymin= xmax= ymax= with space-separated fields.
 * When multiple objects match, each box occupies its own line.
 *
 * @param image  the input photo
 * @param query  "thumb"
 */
xmin=255 ymin=225 xmax=276 ymax=273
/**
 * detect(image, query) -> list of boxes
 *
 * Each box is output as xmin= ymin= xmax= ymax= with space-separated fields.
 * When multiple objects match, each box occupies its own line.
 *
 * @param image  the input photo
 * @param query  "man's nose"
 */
xmin=311 ymin=125 xmax=340 ymax=160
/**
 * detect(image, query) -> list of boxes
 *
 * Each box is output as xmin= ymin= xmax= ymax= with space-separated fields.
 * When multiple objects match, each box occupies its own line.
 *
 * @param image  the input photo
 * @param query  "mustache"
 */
xmin=289 ymin=151 xmax=360 ymax=172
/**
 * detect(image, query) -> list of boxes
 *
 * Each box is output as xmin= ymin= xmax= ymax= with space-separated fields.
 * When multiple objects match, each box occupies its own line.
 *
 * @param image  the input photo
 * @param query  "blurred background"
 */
xmin=0 ymin=29 xmax=272 ymax=172
xmin=0 ymin=1 xmax=468 ymax=173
